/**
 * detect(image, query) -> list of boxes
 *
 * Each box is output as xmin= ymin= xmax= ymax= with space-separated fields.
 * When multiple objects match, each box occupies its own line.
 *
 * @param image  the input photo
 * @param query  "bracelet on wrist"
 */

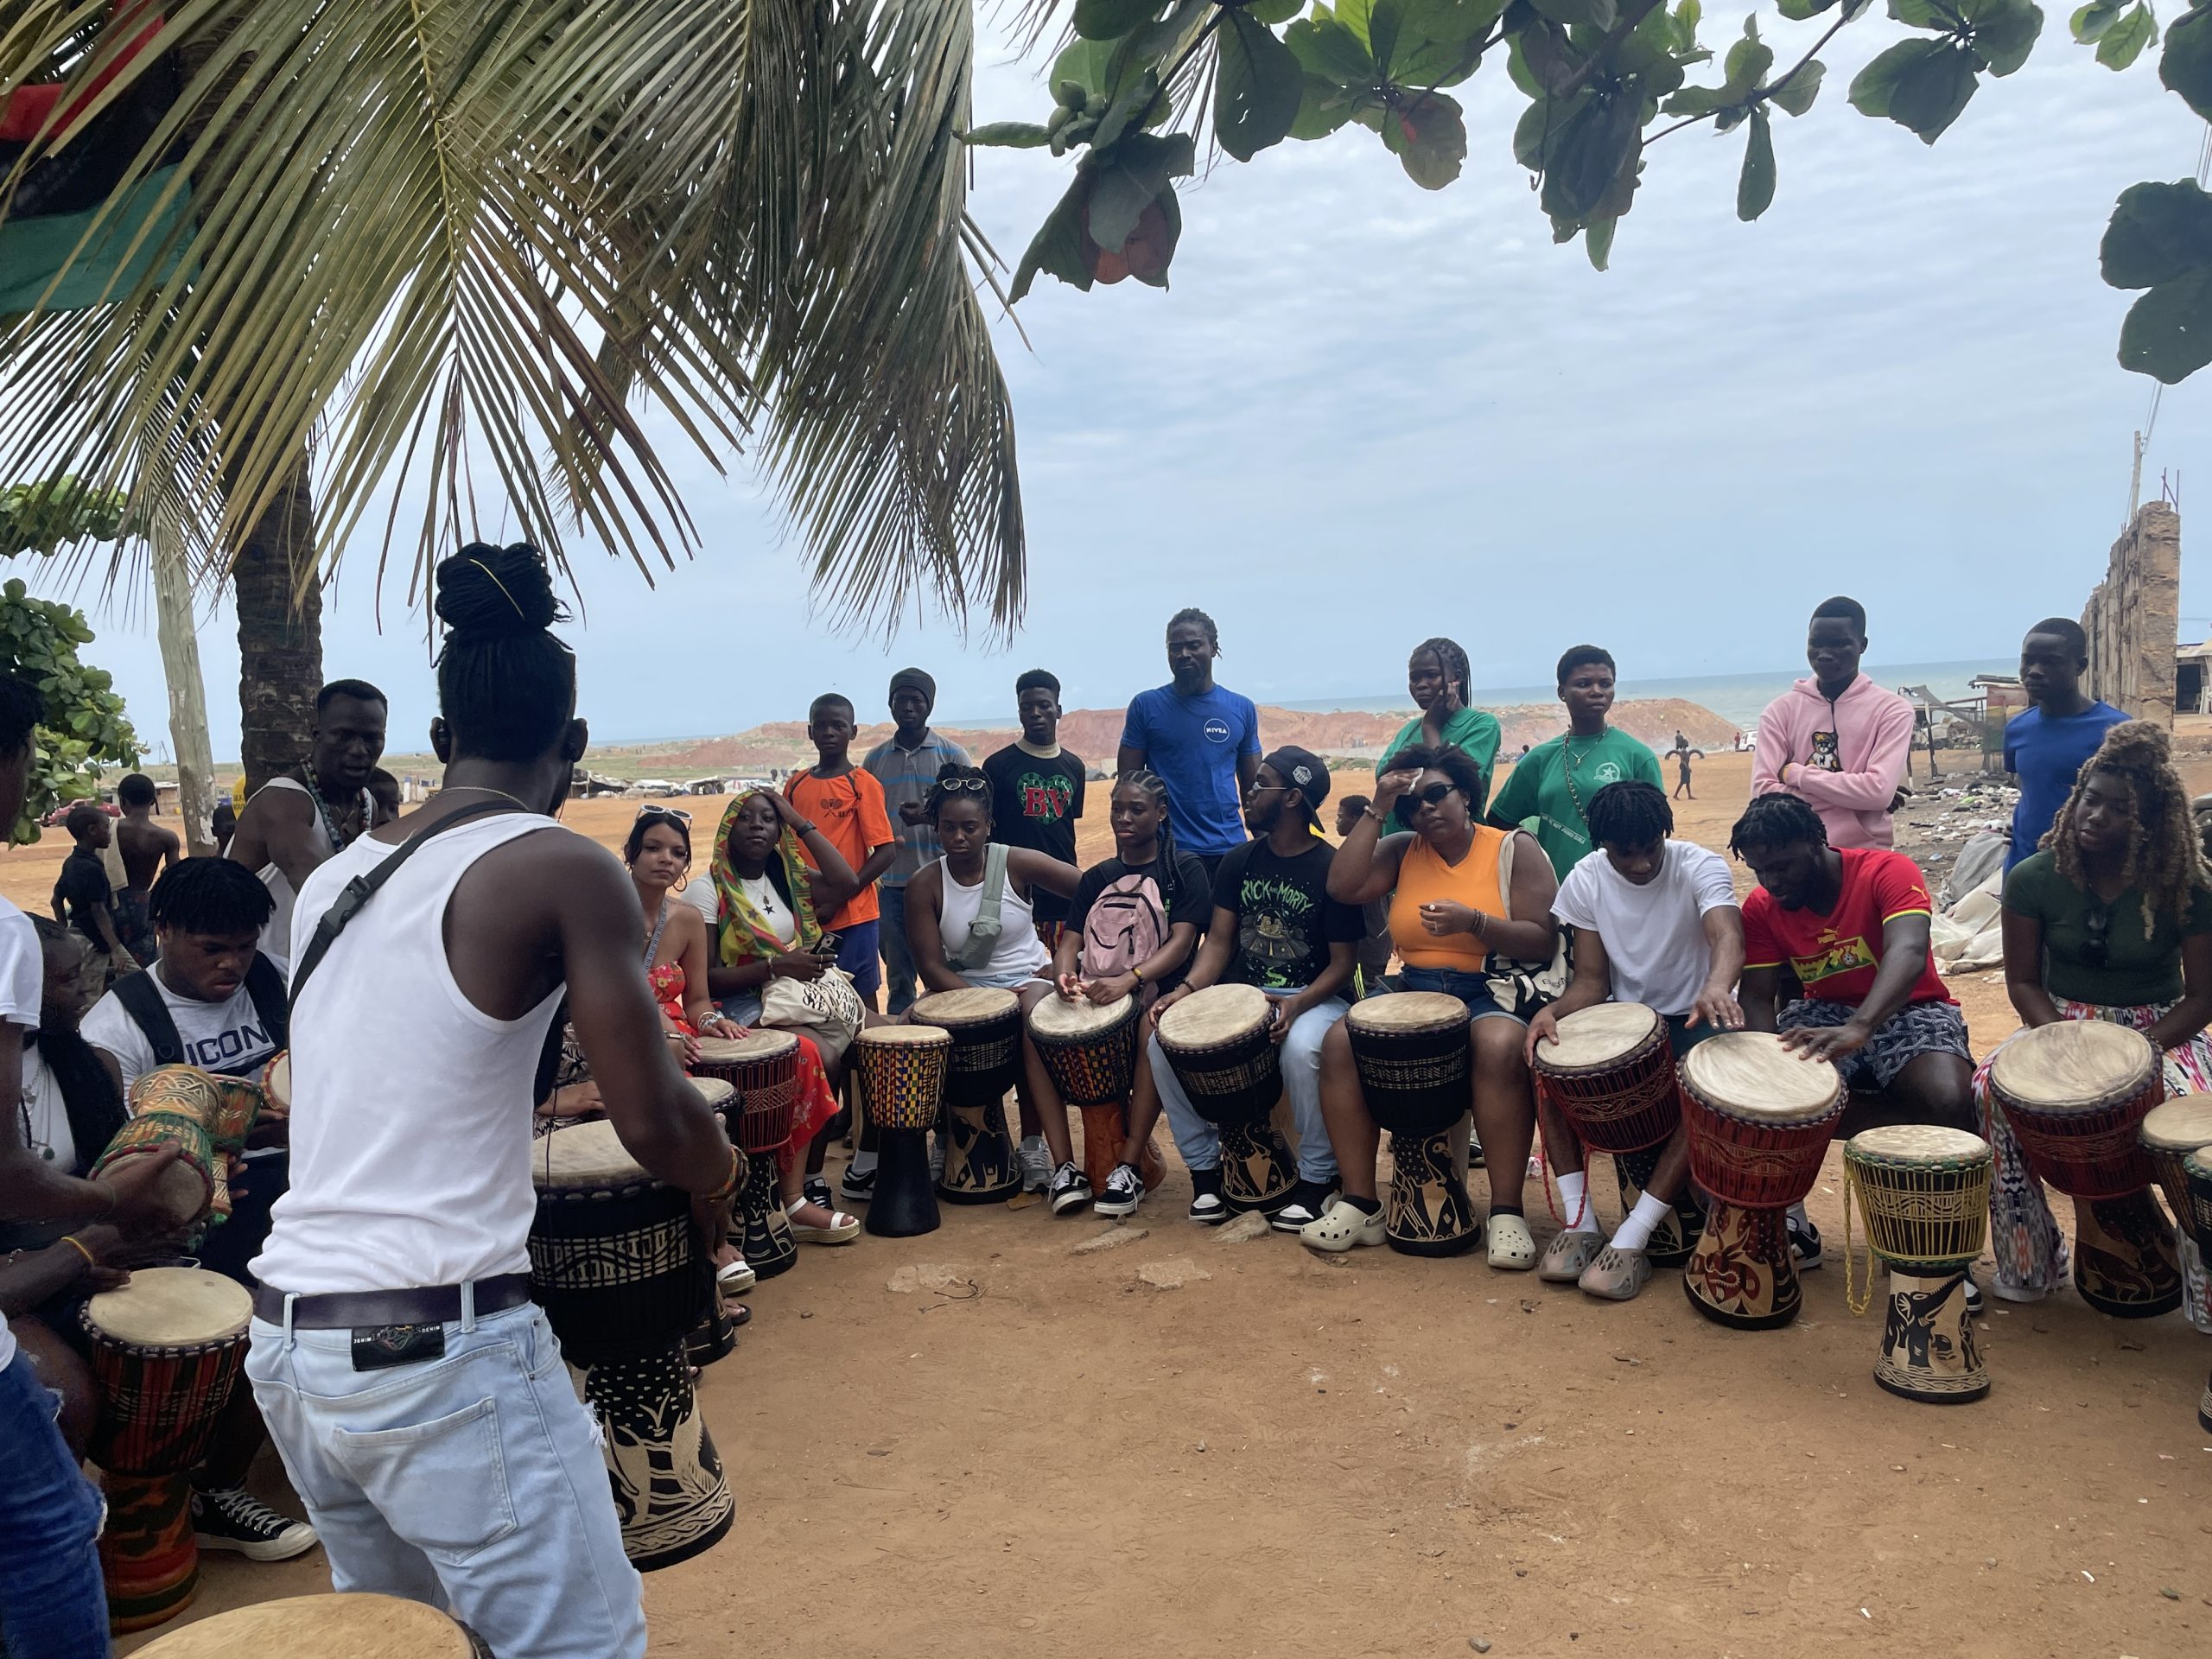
xmin=60 ymin=1235 xmax=96 ymax=1268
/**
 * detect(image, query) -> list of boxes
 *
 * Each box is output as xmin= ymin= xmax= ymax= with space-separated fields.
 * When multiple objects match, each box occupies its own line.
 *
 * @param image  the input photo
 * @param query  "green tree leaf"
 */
xmin=1520 ymin=18 xmax=1586 ymax=93
xmin=2119 ymin=270 xmax=2212 ymax=383
xmin=1290 ymin=75 xmax=1359 ymax=138
xmin=1963 ymin=0 xmax=2044 ymax=74
xmin=2102 ymin=179 xmax=2212 ymax=289
xmin=2165 ymin=9 xmax=2212 ymax=119
xmin=1249 ymin=0 xmax=1307 ymax=21
xmin=2072 ymin=0 xmax=2125 ymax=41
xmin=1531 ymin=0 xmax=1619 ymax=29
xmin=1852 ymin=38 xmax=1979 ymax=139
xmin=2095 ymin=3 xmax=2158 ymax=68
xmin=1217 ymin=11 xmax=1308 ymax=160
xmin=1776 ymin=0 xmax=1834 ymax=18
xmin=961 ymin=122 xmax=1055 ymax=149
xmin=1091 ymin=67 xmax=1165 ymax=151
xmin=1011 ymin=180 xmax=1097 ymax=302
xmin=1052 ymin=38 xmax=1125 ymax=98
xmin=1127 ymin=187 xmax=1184 ymax=288
xmin=1723 ymin=15 xmax=1774 ymax=96
xmin=1382 ymin=91 xmax=1469 ymax=188
xmin=1586 ymin=214 xmax=1618 ymax=270
xmin=1286 ymin=14 xmax=1380 ymax=81
xmin=1767 ymin=59 xmax=1825 ymax=115
xmin=1073 ymin=0 xmax=1164 ymax=41
xmin=1369 ymin=0 xmax=1405 ymax=73
xmin=1540 ymin=92 xmax=1640 ymax=219
xmin=1738 ymin=107 xmax=1776 ymax=219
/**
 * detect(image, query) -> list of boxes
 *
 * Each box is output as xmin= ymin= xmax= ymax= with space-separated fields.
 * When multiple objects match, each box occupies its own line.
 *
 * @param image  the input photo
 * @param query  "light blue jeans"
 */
xmin=0 ymin=1351 xmax=109 ymax=1657
xmin=245 ymin=1300 xmax=645 ymax=1659
xmin=1149 ymin=992 xmax=1345 ymax=1185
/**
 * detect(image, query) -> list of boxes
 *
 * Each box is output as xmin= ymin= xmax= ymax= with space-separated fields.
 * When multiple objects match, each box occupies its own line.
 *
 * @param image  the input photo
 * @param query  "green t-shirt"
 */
xmin=2002 ymin=851 xmax=2212 ymax=1007
xmin=1377 ymin=706 xmax=1502 ymax=817
xmin=1485 ymin=728 xmax=1662 ymax=878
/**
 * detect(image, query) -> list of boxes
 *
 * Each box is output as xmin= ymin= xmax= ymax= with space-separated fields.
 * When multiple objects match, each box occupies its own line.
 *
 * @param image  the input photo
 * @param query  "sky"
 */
xmin=26 ymin=6 xmax=2212 ymax=759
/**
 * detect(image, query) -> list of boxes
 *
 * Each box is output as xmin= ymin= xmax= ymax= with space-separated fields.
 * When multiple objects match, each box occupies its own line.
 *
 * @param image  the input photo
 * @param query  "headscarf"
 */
xmin=713 ymin=787 xmax=823 ymax=964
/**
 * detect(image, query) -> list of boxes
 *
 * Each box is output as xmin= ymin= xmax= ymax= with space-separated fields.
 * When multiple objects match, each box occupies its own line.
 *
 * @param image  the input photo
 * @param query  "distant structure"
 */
xmin=2081 ymin=500 xmax=2179 ymax=728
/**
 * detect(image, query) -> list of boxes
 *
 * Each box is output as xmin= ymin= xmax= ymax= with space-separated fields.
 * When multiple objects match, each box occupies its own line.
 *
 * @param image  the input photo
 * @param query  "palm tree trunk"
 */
xmin=150 ymin=521 xmax=219 ymax=855
xmin=232 ymin=456 xmax=321 ymax=795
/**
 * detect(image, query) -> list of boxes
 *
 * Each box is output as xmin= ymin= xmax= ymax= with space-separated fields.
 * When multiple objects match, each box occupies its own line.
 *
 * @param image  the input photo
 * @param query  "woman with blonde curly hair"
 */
xmin=1981 ymin=720 xmax=2212 ymax=1319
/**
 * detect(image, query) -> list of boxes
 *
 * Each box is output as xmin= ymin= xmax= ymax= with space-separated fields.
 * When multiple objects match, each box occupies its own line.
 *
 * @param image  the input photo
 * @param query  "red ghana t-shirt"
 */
xmin=1741 ymin=846 xmax=1952 ymax=1007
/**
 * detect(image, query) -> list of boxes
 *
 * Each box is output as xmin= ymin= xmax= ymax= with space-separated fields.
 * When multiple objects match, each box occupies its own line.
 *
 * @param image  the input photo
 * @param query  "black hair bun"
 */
xmin=435 ymin=542 xmax=564 ymax=639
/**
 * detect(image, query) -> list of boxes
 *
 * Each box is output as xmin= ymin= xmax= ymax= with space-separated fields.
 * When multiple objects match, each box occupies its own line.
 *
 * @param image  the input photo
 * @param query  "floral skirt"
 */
xmin=1971 ymin=999 xmax=2212 ymax=1330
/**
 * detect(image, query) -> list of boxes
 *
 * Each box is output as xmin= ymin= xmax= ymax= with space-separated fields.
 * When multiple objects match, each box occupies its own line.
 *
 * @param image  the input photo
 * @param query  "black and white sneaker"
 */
xmin=1187 ymin=1167 xmax=1228 ymax=1225
xmin=802 ymin=1174 xmax=833 ymax=1211
xmin=1789 ymin=1215 xmax=1824 ymax=1271
xmin=838 ymin=1164 xmax=876 ymax=1204
xmin=1047 ymin=1161 xmax=1093 ymax=1217
xmin=192 ymin=1487 xmax=318 ymax=1562
xmin=1093 ymin=1162 xmax=1145 ymax=1217
xmin=1270 ymin=1179 xmax=1336 ymax=1233
xmin=1962 ymin=1270 xmax=1984 ymax=1317
xmin=1467 ymin=1132 xmax=1485 ymax=1171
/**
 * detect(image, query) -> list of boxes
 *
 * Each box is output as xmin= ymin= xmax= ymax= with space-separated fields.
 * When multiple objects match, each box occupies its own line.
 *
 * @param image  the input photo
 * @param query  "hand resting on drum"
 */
xmin=92 ymin=1141 xmax=194 ymax=1237
xmin=1778 ymin=1020 xmax=1872 ymax=1062
xmin=1686 ymin=983 xmax=1745 ymax=1035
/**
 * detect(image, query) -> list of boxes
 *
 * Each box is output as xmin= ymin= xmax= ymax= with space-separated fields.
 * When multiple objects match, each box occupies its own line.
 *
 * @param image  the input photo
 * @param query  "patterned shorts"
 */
xmin=1778 ymin=997 xmax=1972 ymax=1093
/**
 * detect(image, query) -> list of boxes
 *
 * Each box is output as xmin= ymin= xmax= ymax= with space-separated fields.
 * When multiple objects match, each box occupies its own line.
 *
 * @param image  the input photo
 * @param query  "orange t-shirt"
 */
xmin=785 ymin=767 xmax=894 ymax=928
xmin=1387 ymin=825 xmax=1511 ymax=971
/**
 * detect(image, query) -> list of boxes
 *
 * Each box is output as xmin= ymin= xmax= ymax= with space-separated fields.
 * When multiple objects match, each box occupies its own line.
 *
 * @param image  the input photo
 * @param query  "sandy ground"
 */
xmin=10 ymin=748 xmax=2208 ymax=1656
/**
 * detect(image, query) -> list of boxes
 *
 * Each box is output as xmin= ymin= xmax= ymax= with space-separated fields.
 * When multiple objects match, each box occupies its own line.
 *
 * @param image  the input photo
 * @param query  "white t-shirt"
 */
xmin=20 ymin=1047 xmax=73 ymax=1173
xmin=1550 ymin=839 xmax=1738 ymax=1017
xmin=738 ymin=874 xmax=798 ymax=949
xmin=83 ymin=968 xmax=281 ymax=1093
xmin=0 ymin=896 xmax=41 ymax=1374
xmin=678 ymin=876 xmax=719 ymax=926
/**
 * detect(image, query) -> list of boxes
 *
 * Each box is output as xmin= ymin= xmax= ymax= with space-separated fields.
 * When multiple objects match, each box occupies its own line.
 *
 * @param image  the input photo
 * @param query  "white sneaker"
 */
xmin=1016 ymin=1135 xmax=1052 ymax=1193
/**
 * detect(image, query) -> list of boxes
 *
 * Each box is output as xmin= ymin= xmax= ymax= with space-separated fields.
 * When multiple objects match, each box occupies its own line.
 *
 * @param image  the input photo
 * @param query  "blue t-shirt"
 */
xmin=1120 ymin=683 xmax=1262 ymax=857
xmin=2005 ymin=700 xmax=2129 ymax=871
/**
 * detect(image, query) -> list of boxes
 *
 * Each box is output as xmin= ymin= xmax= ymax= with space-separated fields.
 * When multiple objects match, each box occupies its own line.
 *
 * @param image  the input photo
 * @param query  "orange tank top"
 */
xmin=1388 ymin=826 xmax=1511 ymax=971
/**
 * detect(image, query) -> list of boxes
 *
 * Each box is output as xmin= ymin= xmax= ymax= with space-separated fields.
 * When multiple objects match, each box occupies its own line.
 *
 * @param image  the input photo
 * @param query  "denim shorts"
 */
xmin=830 ymin=919 xmax=882 ymax=998
xmin=1395 ymin=965 xmax=1524 ymax=1025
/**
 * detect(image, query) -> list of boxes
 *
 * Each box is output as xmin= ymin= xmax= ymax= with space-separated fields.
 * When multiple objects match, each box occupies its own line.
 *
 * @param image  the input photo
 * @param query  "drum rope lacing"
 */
xmin=1530 ymin=1081 xmax=1587 ymax=1232
xmin=1841 ymin=1161 xmax=1874 ymax=1319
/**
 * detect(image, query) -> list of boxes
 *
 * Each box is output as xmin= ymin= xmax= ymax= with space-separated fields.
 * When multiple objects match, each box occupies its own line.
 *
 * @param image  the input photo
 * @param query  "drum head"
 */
xmin=690 ymin=1077 xmax=734 ymax=1110
xmin=1850 ymin=1124 xmax=1989 ymax=1165
xmin=1680 ymin=1032 xmax=1843 ymax=1123
xmin=1157 ymin=984 xmax=1270 ymax=1051
xmin=696 ymin=1031 xmax=798 ymax=1067
xmin=2141 ymin=1094 xmax=2212 ymax=1152
xmin=1988 ymin=1020 xmax=2156 ymax=1111
xmin=85 ymin=1266 xmax=251 ymax=1349
xmin=860 ymin=1023 xmax=952 ymax=1049
xmin=263 ymin=1051 xmax=290 ymax=1112
xmin=911 ymin=987 xmax=1020 ymax=1027
xmin=1345 ymin=991 xmax=1468 ymax=1037
xmin=533 ymin=1119 xmax=647 ymax=1187
xmin=130 ymin=1592 xmax=483 ymax=1656
xmin=1029 ymin=992 xmax=1135 ymax=1040
xmin=1536 ymin=1002 xmax=1661 ymax=1071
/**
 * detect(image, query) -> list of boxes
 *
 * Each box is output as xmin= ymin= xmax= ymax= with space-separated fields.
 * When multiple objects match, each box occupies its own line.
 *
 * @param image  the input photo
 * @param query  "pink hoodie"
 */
xmin=1751 ymin=675 xmax=1916 ymax=850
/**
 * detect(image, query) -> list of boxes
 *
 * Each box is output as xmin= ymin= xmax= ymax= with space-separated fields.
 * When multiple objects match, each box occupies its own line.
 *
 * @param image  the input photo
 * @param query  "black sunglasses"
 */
xmin=1411 ymin=782 xmax=1460 ymax=808
xmin=2082 ymin=904 xmax=2112 ymax=969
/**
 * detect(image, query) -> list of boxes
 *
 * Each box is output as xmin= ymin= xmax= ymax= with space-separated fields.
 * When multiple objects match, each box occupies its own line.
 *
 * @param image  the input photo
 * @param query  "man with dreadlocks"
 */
xmin=1981 ymin=720 xmax=2212 ymax=1317
xmin=1732 ymin=791 xmax=1976 ymax=1278
xmin=1119 ymin=607 xmax=1261 ymax=883
xmin=1378 ymin=637 xmax=1501 ymax=813
xmin=1523 ymin=781 xmax=1745 ymax=1301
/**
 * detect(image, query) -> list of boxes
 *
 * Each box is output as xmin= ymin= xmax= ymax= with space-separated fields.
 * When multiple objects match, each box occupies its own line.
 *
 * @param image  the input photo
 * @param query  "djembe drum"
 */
xmin=1844 ymin=1126 xmax=1993 ymax=1403
xmin=686 ymin=1077 xmax=741 ymax=1367
xmin=2181 ymin=1151 xmax=2212 ymax=1431
xmin=132 ymin=1592 xmax=493 ymax=1656
xmin=1028 ymin=992 xmax=1165 ymax=1194
xmin=1156 ymin=984 xmax=1297 ymax=1213
xmin=88 ymin=1064 xmax=264 ymax=1236
xmin=2139 ymin=1094 xmax=2212 ymax=1326
xmin=910 ymin=987 xmax=1024 ymax=1204
xmin=1679 ymin=1033 xmax=1847 ymax=1330
xmin=855 ymin=1025 xmax=949 ymax=1237
xmin=80 ymin=1267 xmax=253 ymax=1632
xmin=699 ymin=1031 xmax=801 ymax=1282
xmin=528 ymin=1120 xmax=734 ymax=1571
xmin=1534 ymin=1003 xmax=1702 ymax=1262
xmin=1987 ymin=1021 xmax=2182 ymax=1318
xmin=1344 ymin=993 xmax=1480 ymax=1256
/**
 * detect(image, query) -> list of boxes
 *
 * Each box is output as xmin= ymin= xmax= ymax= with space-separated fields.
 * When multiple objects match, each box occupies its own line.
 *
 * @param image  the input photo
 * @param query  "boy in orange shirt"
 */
xmin=785 ymin=693 xmax=897 ymax=1009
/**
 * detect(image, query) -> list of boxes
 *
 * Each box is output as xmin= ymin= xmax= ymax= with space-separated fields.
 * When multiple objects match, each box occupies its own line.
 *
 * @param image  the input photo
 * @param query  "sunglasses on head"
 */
xmin=635 ymin=804 xmax=692 ymax=824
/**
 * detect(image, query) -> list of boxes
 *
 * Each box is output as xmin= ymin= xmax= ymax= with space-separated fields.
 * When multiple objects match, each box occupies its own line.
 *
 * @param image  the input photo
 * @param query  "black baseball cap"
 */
xmin=1262 ymin=747 xmax=1331 ymax=823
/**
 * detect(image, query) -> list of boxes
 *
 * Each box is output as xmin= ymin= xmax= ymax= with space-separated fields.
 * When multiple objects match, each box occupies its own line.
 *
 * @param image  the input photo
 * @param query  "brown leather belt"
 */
xmin=252 ymin=1273 xmax=535 ymax=1330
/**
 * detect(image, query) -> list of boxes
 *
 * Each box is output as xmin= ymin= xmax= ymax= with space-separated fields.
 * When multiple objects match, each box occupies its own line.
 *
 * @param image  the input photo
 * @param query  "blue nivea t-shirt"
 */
xmin=1120 ymin=683 xmax=1262 ymax=857
xmin=2005 ymin=700 xmax=2129 ymax=871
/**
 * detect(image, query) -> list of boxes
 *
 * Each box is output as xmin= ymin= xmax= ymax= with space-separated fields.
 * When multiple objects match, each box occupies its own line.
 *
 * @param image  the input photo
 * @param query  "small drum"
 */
xmin=2139 ymin=1094 xmax=2212 ymax=1229
xmin=697 ymin=1032 xmax=801 ymax=1155
xmin=2183 ymin=1151 xmax=2212 ymax=1432
xmin=910 ymin=988 xmax=1024 ymax=1204
xmin=1989 ymin=1021 xmax=2182 ymax=1318
xmin=130 ymin=1592 xmax=493 ymax=1656
xmin=529 ymin=1121 xmax=734 ymax=1571
xmin=1679 ymin=1033 xmax=1847 ymax=1330
xmin=90 ymin=1063 xmax=265 ymax=1236
xmin=1533 ymin=1002 xmax=1681 ymax=1154
xmin=1844 ymin=1127 xmax=1993 ymax=1404
xmin=81 ymin=1267 xmax=252 ymax=1632
xmin=1157 ymin=985 xmax=1295 ymax=1213
xmin=1029 ymin=992 xmax=1160 ymax=1196
xmin=1345 ymin=994 xmax=1479 ymax=1256
xmin=855 ymin=1025 xmax=949 ymax=1237
xmin=260 ymin=1051 xmax=291 ymax=1113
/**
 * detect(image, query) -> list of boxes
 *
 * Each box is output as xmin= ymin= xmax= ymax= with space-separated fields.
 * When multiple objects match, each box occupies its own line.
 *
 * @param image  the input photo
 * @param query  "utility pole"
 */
xmin=149 ymin=517 xmax=218 ymax=855
xmin=2128 ymin=429 xmax=2146 ymax=525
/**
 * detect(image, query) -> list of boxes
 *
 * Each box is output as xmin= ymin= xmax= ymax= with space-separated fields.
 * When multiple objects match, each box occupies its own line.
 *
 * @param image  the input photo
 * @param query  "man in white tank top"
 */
xmin=225 ymin=680 xmax=388 ymax=975
xmin=244 ymin=549 xmax=737 ymax=1659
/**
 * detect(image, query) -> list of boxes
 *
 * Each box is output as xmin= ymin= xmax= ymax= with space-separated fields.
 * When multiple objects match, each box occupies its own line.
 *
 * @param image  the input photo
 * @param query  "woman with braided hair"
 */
xmin=1982 ymin=719 xmax=2212 ymax=1316
xmin=1377 ymin=637 xmax=1502 ymax=814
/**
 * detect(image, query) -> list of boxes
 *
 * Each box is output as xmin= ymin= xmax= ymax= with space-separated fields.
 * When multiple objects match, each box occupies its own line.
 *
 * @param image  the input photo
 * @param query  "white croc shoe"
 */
xmin=1300 ymin=1198 xmax=1386 ymax=1253
xmin=1487 ymin=1212 xmax=1537 ymax=1271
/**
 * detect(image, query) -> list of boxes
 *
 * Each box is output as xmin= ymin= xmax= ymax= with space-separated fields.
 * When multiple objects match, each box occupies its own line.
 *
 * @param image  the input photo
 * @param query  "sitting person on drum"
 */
xmin=1143 ymin=747 xmax=1361 ymax=1229
xmin=905 ymin=766 xmax=1086 ymax=1206
xmin=705 ymin=787 xmax=862 ymax=1244
xmin=1523 ymin=781 xmax=1744 ymax=1301
xmin=1311 ymin=743 xmax=1565 ymax=1268
xmin=1732 ymin=791 xmax=1976 ymax=1274
xmin=1043 ymin=767 xmax=1212 ymax=1216
xmin=1984 ymin=719 xmax=2212 ymax=1308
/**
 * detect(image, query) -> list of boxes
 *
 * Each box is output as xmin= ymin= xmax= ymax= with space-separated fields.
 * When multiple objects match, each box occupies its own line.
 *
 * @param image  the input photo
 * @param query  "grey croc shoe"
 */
xmin=1579 ymin=1243 xmax=1653 ymax=1301
xmin=1538 ymin=1229 xmax=1604 ymax=1283
xmin=1300 ymin=1198 xmax=1386 ymax=1253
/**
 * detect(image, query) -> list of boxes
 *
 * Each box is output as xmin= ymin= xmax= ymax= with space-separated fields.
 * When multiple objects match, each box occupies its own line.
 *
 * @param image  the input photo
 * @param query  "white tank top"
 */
xmin=934 ymin=853 xmax=1050 ymax=984
xmin=249 ymin=776 xmax=367 ymax=975
xmin=252 ymin=813 xmax=564 ymax=1295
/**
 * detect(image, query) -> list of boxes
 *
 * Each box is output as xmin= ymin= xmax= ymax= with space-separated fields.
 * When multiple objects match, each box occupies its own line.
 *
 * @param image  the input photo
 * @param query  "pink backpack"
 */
xmin=1082 ymin=869 xmax=1169 ymax=1007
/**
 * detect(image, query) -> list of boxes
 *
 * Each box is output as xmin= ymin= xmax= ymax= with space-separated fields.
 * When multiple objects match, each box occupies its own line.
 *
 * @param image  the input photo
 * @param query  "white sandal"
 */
xmin=785 ymin=1198 xmax=860 ymax=1244
xmin=1299 ymin=1198 xmax=1386 ymax=1253
xmin=1487 ymin=1212 xmax=1537 ymax=1271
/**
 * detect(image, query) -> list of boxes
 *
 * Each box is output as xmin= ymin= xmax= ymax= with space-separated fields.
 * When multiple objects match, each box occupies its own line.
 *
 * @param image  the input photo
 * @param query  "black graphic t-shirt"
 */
xmin=983 ymin=745 xmax=1086 ymax=925
xmin=1211 ymin=838 xmax=1363 ymax=993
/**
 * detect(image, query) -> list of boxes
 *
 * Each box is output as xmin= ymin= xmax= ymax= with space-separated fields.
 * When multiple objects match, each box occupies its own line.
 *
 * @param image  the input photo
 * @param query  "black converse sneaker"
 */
xmin=1270 ymin=1178 xmax=1336 ymax=1233
xmin=1047 ymin=1160 xmax=1094 ymax=1217
xmin=1187 ymin=1166 xmax=1228 ymax=1225
xmin=802 ymin=1174 xmax=833 ymax=1210
xmin=193 ymin=1487 xmax=318 ymax=1561
xmin=1093 ymin=1161 xmax=1145 ymax=1217
xmin=1788 ymin=1215 xmax=1824 ymax=1271
xmin=838 ymin=1163 xmax=876 ymax=1204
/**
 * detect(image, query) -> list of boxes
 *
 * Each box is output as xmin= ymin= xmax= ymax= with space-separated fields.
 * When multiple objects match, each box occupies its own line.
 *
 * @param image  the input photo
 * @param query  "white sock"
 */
xmin=1555 ymin=1171 xmax=1599 ymax=1233
xmin=1611 ymin=1192 xmax=1675 ymax=1254
xmin=849 ymin=1147 xmax=879 ymax=1177
xmin=1787 ymin=1200 xmax=1809 ymax=1228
